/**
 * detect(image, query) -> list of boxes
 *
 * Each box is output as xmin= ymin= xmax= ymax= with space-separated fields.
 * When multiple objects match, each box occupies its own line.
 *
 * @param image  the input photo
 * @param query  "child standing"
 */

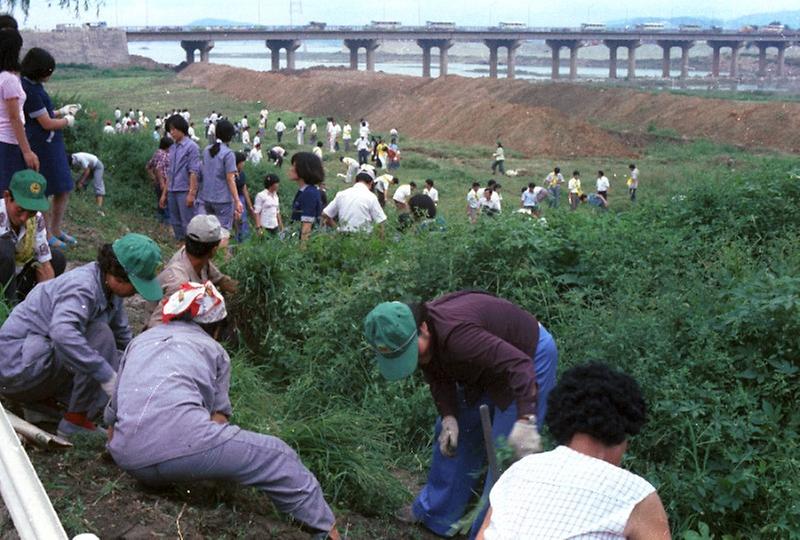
xmin=545 ymin=166 xmax=565 ymax=208
xmin=627 ymin=163 xmax=639 ymax=202
xmin=568 ymin=170 xmax=582 ymax=210
xmin=199 ymin=119 xmax=241 ymax=246
xmin=233 ymin=151 xmax=255 ymax=243
xmin=21 ymin=47 xmax=78 ymax=248
xmin=0 ymin=28 xmax=39 ymax=192
xmin=253 ymin=173 xmax=283 ymax=236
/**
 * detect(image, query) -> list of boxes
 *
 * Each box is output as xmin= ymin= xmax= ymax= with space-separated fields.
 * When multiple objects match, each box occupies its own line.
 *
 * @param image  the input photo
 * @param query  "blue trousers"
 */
xmin=412 ymin=325 xmax=558 ymax=538
xmin=167 ymin=191 xmax=196 ymax=241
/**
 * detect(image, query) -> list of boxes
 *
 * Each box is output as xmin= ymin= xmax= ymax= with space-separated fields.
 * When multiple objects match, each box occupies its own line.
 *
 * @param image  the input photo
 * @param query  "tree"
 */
xmin=0 ymin=1 xmax=97 ymax=17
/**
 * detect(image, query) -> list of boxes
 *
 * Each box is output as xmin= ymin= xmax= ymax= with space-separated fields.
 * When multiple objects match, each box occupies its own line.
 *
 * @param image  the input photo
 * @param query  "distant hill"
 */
xmin=726 ymin=10 xmax=800 ymax=29
xmin=604 ymin=17 xmax=722 ymax=29
xmin=606 ymin=10 xmax=800 ymax=29
xmin=187 ymin=18 xmax=252 ymax=28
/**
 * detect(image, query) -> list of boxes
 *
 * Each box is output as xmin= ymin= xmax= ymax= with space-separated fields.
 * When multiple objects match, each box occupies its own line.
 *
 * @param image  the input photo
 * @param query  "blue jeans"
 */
xmin=548 ymin=185 xmax=561 ymax=208
xmin=234 ymin=194 xmax=250 ymax=243
xmin=412 ymin=325 xmax=559 ymax=538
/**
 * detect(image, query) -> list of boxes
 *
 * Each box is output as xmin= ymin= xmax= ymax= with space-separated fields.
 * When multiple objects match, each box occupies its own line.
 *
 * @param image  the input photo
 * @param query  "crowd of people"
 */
xmin=1 ymin=13 xmax=667 ymax=539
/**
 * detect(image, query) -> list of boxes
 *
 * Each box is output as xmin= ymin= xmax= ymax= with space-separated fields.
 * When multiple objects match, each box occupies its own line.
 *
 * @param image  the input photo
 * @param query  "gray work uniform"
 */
xmin=0 ymin=262 xmax=128 ymax=412
xmin=105 ymin=321 xmax=335 ymax=533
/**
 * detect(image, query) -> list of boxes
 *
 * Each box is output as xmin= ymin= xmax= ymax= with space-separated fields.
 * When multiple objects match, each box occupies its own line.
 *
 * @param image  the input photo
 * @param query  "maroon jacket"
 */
xmin=420 ymin=291 xmax=540 ymax=418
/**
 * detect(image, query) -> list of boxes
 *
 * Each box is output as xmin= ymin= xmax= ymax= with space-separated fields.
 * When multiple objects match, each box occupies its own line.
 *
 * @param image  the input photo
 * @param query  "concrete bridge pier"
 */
xmin=486 ymin=42 xmax=499 ymax=78
xmin=708 ymin=40 xmax=743 ymax=78
xmin=484 ymin=39 xmax=521 ymax=79
xmin=604 ymin=40 xmax=640 ymax=80
xmin=607 ymin=44 xmax=618 ymax=79
xmin=546 ymin=39 xmax=582 ymax=80
xmin=180 ymin=40 xmax=214 ymax=64
xmin=417 ymin=39 xmax=453 ymax=78
xmin=657 ymin=40 xmax=693 ymax=78
xmin=757 ymin=42 xmax=789 ymax=77
xmin=266 ymin=39 xmax=302 ymax=71
xmin=344 ymin=39 xmax=380 ymax=71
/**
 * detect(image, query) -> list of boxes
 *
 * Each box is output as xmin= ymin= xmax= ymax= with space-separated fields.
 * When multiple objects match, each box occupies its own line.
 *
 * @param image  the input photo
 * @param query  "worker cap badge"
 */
xmin=30 ymin=182 xmax=42 ymax=194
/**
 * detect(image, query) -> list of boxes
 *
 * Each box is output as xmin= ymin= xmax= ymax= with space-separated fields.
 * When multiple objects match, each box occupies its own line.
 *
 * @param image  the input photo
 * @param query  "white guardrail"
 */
xmin=0 ymin=401 xmax=68 ymax=540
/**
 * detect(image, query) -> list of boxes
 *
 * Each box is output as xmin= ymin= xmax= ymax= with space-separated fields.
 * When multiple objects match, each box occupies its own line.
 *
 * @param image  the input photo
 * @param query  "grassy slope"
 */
xmin=18 ymin=65 xmax=797 ymax=538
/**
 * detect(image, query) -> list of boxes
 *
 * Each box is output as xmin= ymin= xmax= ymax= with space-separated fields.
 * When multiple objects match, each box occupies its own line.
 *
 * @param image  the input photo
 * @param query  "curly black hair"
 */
xmin=546 ymin=362 xmax=647 ymax=446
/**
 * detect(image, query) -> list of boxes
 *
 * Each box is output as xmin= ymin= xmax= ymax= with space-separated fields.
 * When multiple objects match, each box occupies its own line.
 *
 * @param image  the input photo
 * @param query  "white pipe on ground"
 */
xmin=0 ymin=401 xmax=68 ymax=540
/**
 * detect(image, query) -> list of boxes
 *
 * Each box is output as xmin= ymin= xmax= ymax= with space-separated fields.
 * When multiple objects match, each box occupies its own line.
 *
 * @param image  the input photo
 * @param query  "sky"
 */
xmin=9 ymin=0 xmax=800 ymax=29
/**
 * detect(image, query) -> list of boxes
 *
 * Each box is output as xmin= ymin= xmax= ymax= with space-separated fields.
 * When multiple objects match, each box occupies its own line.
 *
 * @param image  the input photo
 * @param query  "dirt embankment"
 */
xmin=179 ymin=64 xmax=633 ymax=157
xmin=180 ymin=64 xmax=800 ymax=156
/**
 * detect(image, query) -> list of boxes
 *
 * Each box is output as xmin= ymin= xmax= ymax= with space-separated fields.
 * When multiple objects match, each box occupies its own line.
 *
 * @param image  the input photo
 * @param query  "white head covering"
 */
xmin=162 ymin=281 xmax=227 ymax=324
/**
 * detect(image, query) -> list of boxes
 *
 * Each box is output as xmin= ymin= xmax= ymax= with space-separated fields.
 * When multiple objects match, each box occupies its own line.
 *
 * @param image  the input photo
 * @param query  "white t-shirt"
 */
xmin=323 ymin=182 xmax=387 ymax=233
xmin=274 ymin=121 xmax=286 ymax=133
xmin=103 ymin=125 xmax=115 ymax=134
xmin=629 ymin=168 xmax=639 ymax=188
xmin=296 ymin=119 xmax=306 ymax=132
xmin=312 ymin=146 xmax=323 ymax=160
xmin=0 ymin=72 xmax=25 ymax=145
xmin=0 ymin=199 xmax=52 ymax=274
xmin=359 ymin=124 xmax=370 ymax=138
xmin=342 ymin=124 xmax=352 ymax=139
xmin=480 ymin=196 xmax=501 ymax=213
xmin=356 ymin=137 xmax=370 ymax=151
xmin=423 ymin=186 xmax=439 ymax=205
xmin=568 ymin=177 xmax=581 ymax=193
xmin=374 ymin=174 xmax=392 ymax=194
xmin=253 ymin=189 xmax=280 ymax=229
xmin=248 ymin=147 xmax=262 ymax=164
xmin=241 ymin=130 xmax=250 ymax=145
xmin=597 ymin=176 xmax=610 ymax=192
xmin=466 ymin=189 xmax=481 ymax=209
xmin=72 ymin=152 xmax=100 ymax=169
xmin=485 ymin=446 xmax=655 ymax=540
xmin=393 ymin=184 xmax=413 ymax=204
xmin=241 ymin=117 xmax=248 ymax=129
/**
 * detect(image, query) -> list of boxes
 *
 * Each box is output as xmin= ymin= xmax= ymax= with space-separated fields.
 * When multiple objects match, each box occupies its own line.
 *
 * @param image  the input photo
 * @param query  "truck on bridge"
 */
xmin=426 ymin=21 xmax=456 ymax=29
xmin=370 ymin=21 xmax=402 ymax=29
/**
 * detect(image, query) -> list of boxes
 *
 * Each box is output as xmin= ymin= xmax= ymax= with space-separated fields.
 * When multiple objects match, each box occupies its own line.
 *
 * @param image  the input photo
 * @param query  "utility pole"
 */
xmin=290 ymin=0 xmax=303 ymax=27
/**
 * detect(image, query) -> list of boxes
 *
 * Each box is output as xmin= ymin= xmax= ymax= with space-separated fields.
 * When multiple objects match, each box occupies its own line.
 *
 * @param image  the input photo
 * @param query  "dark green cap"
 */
xmin=9 ymin=170 xmax=49 ymax=212
xmin=112 ymin=233 xmax=163 ymax=302
xmin=364 ymin=302 xmax=418 ymax=381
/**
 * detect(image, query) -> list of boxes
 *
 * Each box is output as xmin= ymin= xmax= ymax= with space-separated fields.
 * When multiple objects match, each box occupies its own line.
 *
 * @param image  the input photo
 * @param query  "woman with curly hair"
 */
xmin=477 ymin=362 xmax=671 ymax=539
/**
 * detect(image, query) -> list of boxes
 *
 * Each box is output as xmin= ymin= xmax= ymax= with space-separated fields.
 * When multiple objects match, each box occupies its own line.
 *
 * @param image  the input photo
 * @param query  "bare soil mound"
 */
xmin=181 ymin=64 xmax=800 ymax=155
xmin=179 ymin=64 xmax=633 ymax=157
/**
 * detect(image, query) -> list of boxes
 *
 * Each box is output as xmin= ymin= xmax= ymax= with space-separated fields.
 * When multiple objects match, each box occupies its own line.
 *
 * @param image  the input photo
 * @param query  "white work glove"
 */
xmin=58 ymin=103 xmax=80 ymax=116
xmin=64 ymin=114 xmax=75 ymax=127
xmin=100 ymin=372 xmax=118 ymax=398
xmin=438 ymin=415 xmax=459 ymax=458
xmin=507 ymin=416 xmax=543 ymax=460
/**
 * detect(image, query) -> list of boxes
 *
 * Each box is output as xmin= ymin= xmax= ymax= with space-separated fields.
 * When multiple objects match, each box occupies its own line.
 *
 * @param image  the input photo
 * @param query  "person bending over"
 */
xmin=107 ymin=282 xmax=341 ymax=540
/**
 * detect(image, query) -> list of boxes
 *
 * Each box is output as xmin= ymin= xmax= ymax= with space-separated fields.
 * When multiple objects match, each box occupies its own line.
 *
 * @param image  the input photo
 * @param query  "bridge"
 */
xmin=125 ymin=26 xmax=800 ymax=80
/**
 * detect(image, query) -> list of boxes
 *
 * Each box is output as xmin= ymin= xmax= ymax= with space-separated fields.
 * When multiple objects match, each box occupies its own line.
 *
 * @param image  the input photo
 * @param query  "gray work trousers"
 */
xmin=3 ymin=321 xmax=119 ymax=415
xmin=128 ymin=429 xmax=335 ymax=533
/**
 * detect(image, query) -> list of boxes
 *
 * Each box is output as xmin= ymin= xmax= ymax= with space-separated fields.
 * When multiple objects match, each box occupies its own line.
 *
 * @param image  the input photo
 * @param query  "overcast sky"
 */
xmin=10 ymin=0 xmax=800 ymax=29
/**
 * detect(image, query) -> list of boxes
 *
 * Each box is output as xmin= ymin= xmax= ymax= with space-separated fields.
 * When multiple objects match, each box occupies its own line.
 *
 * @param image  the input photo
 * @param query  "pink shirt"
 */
xmin=0 ymin=71 xmax=25 ymax=145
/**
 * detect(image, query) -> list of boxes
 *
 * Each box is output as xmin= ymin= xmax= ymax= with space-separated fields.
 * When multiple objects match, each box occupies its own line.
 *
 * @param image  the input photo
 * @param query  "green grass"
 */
xmin=30 ymin=66 xmax=800 ymax=538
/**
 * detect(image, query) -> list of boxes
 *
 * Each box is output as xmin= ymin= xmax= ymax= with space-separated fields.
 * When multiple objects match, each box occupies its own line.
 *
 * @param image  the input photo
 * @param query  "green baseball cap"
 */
xmin=364 ymin=301 xmax=419 ymax=381
xmin=112 ymin=233 xmax=163 ymax=302
xmin=9 ymin=170 xmax=49 ymax=212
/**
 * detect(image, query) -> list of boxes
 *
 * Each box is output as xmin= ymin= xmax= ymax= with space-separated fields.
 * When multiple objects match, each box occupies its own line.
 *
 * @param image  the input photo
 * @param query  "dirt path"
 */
xmin=180 ymin=64 xmax=800 ymax=155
